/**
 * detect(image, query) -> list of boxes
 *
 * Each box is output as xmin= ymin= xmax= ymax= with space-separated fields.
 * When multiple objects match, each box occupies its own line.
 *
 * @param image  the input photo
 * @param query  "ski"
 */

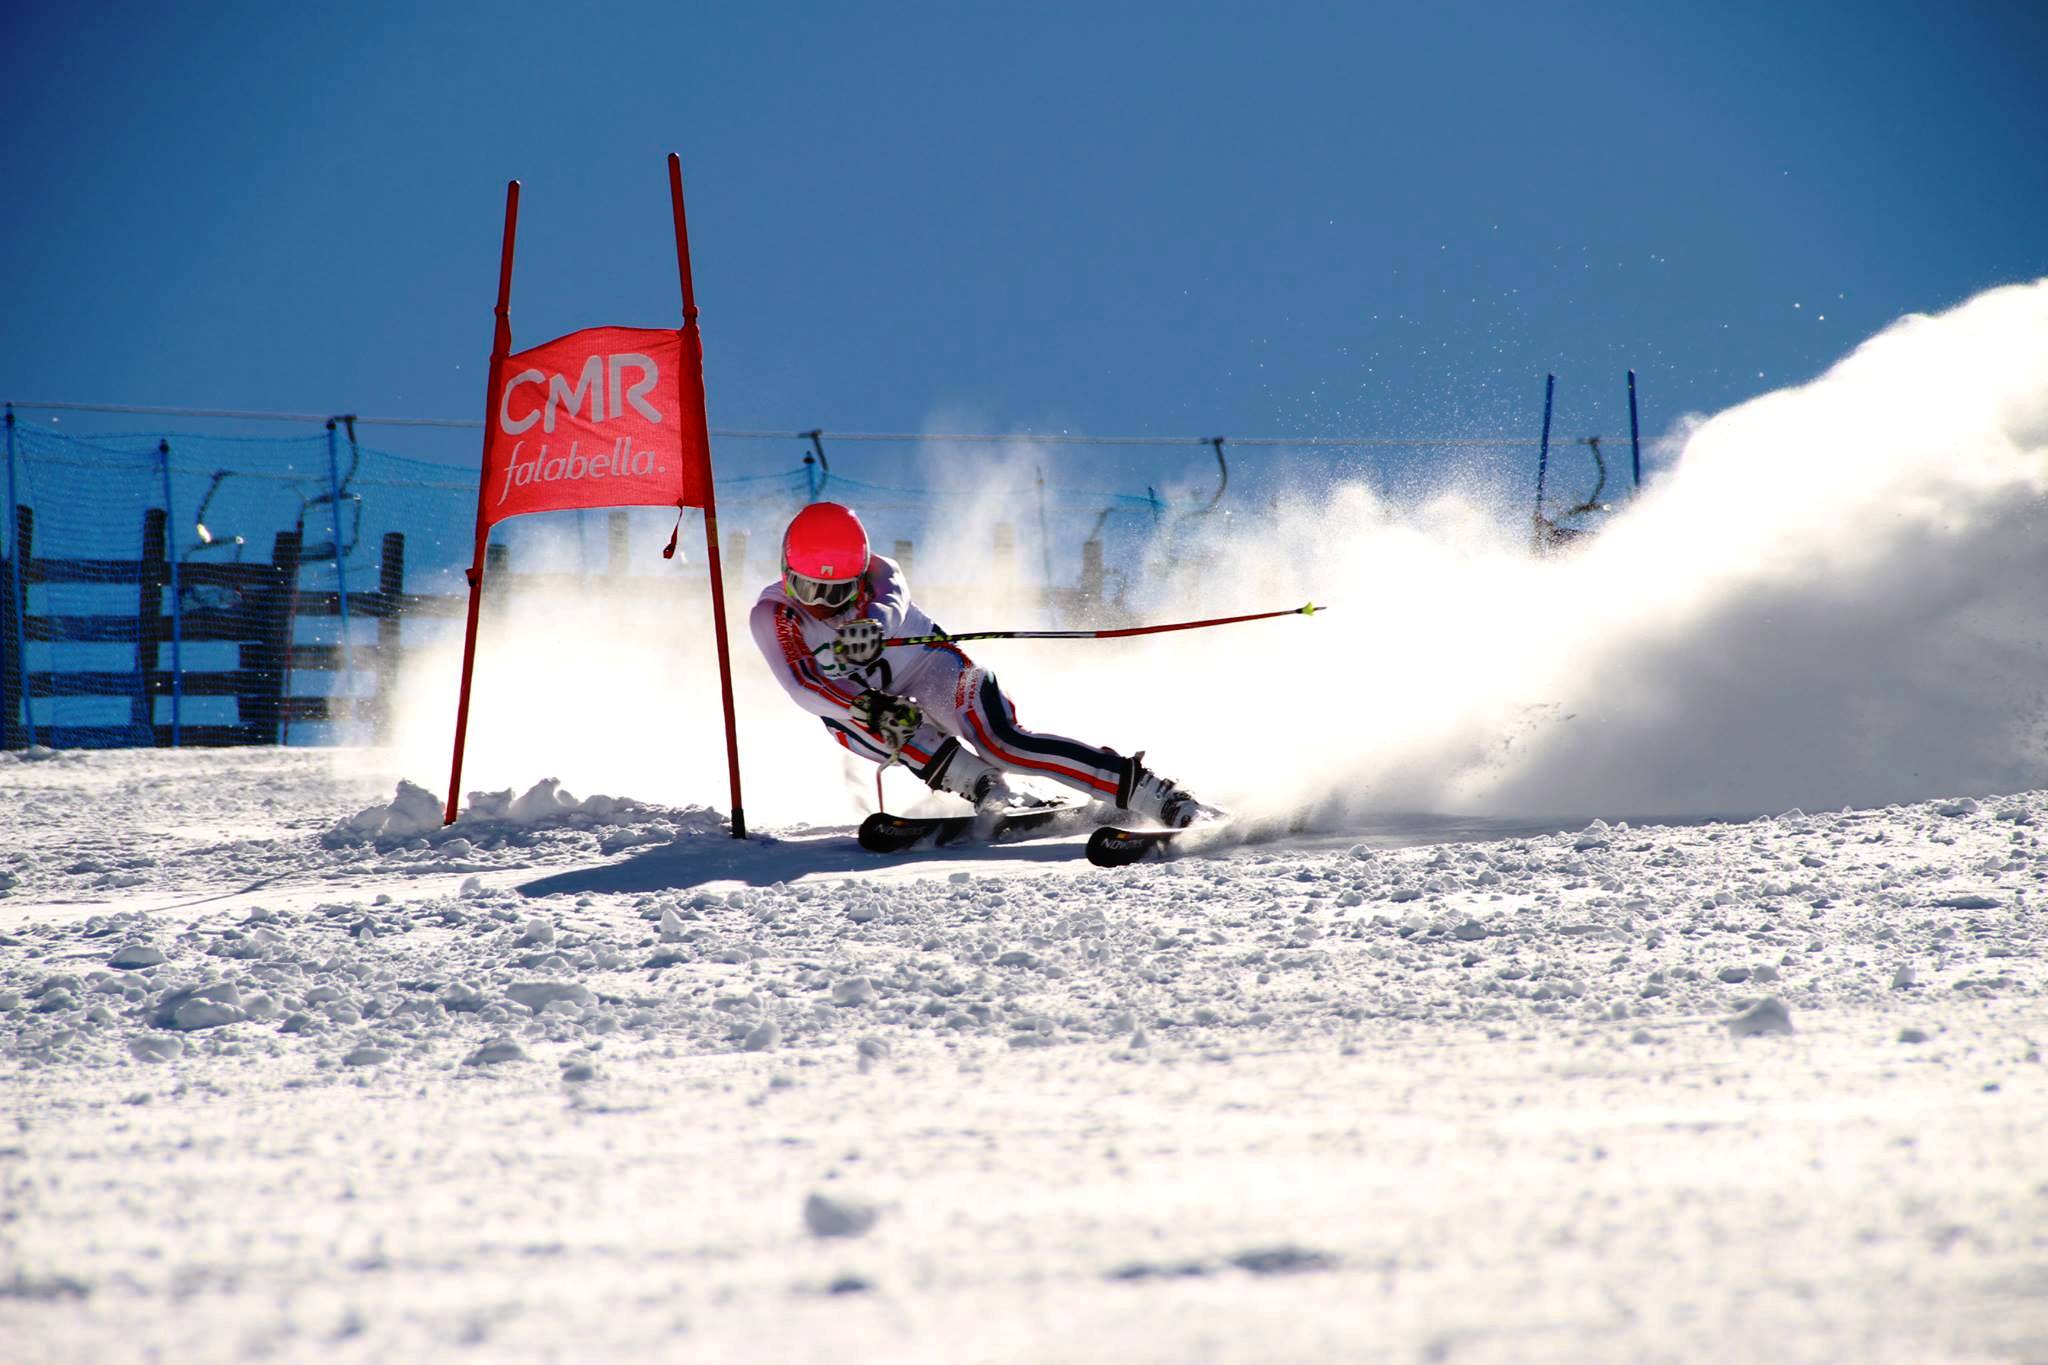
xmin=858 ymin=802 xmax=1088 ymax=854
xmin=1086 ymin=813 xmax=1234 ymax=867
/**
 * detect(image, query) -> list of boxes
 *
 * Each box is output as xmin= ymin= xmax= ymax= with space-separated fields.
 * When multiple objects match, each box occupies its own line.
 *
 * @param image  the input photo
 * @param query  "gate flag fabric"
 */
xmin=480 ymin=326 xmax=710 ymax=528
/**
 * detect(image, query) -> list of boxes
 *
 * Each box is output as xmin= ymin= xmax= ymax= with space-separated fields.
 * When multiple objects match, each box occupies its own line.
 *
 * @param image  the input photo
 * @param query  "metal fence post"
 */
xmin=325 ymin=418 xmax=355 ymax=735
xmin=3 ymin=406 xmax=34 ymax=747
xmin=803 ymin=430 xmax=829 ymax=501
xmin=1627 ymin=369 xmax=1642 ymax=491
xmin=374 ymin=532 xmax=405 ymax=743
xmin=136 ymin=506 xmax=168 ymax=744
xmin=158 ymin=440 xmax=183 ymax=745
xmin=252 ymin=530 xmax=302 ymax=743
xmin=1533 ymin=373 xmax=1556 ymax=549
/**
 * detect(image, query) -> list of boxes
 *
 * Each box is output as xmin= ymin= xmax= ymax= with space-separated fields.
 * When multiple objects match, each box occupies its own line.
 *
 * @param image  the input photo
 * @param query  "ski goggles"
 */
xmin=783 ymin=568 xmax=859 ymax=610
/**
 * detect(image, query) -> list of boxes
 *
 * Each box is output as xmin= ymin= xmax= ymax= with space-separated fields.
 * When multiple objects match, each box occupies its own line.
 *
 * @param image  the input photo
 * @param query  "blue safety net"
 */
xmin=2 ymin=419 xmax=1204 ymax=750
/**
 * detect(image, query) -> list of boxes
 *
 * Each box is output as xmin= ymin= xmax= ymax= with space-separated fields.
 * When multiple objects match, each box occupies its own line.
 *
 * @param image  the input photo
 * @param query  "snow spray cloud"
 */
xmin=373 ymin=280 xmax=2048 ymax=829
xmin=1044 ymin=279 xmax=2048 ymax=824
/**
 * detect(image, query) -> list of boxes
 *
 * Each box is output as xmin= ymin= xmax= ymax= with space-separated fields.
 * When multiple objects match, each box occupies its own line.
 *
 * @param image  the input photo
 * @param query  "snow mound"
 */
xmin=334 ymin=779 xmax=447 ymax=841
xmin=326 ymin=777 xmax=717 ymax=848
xmin=465 ymin=777 xmax=630 ymax=825
xmin=0 ymin=745 xmax=67 ymax=764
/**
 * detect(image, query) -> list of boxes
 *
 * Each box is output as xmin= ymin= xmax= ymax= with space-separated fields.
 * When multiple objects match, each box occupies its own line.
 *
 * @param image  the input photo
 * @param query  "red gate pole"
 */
xmin=668 ymin=153 xmax=747 ymax=839
xmin=444 ymin=179 xmax=521 ymax=826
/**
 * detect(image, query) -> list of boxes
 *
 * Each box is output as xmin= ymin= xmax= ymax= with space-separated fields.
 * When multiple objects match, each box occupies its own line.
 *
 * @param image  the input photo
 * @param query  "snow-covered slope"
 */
xmin=8 ymin=282 xmax=2047 ymax=1361
xmin=5 ymin=749 xmax=2045 ymax=1361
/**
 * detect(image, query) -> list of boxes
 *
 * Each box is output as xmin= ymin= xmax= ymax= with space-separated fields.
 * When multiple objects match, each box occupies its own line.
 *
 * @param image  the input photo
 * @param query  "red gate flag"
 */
xmin=480 ymin=325 xmax=710 ymax=529
xmin=445 ymin=159 xmax=747 ymax=839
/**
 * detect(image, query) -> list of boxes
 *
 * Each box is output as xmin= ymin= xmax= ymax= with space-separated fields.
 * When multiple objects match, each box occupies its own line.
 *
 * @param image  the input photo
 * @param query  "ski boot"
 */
xmin=1117 ymin=752 xmax=1199 ymax=829
xmin=924 ymin=739 xmax=1015 ymax=816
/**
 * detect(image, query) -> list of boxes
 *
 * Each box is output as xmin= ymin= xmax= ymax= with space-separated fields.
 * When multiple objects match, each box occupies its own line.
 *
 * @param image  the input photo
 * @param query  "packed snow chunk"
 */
xmin=509 ymin=779 xmax=579 ymax=824
xmin=336 ymin=780 xmax=445 ymax=842
xmin=151 ymin=982 xmax=244 ymax=1031
xmin=506 ymin=982 xmax=593 ymax=1012
xmin=742 ymin=1020 xmax=782 ymax=1052
xmin=831 ymin=978 xmax=876 ymax=1007
xmin=598 ymin=827 xmax=669 ymax=855
xmin=0 ymin=1271 xmax=91 ymax=1301
xmin=464 ymin=1039 xmax=528 ymax=1066
xmin=342 ymin=1046 xmax=393 ymax=1067
xmin=107 ymin=945 xmax=165 ymax=970
xmin=170 ymin=999 xmax=244 ymax=1031
xmin=127 ymin=1035 xmax=183 ymax=1063
xmin=1932 ymin=894 xmax=2000 ymax=910
xmin=1107 ymin=1259 xmax=1212 ymax=1282
xmin=439 ymin=983 xmax=489 ymax=1013
xmin=469 ymin=778 xmax=610 ymax=826
xmin=1229 ymin=1246 xmax=1340 ymax=1275
xmin=1726 ymin=997 xmax=1795 ymax=1038
xmin=803 ymin=1192 xmax=879 ymax=1238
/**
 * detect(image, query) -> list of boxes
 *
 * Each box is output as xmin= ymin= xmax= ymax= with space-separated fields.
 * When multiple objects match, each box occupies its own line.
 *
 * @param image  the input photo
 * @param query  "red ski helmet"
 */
xmin=781 ymin=502 xmax=870 ymax=610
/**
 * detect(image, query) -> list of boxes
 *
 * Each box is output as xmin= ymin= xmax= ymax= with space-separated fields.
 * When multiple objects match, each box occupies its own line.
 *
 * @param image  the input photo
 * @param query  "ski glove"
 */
xmin=833 ymin=618 xmax=886 ymax=667
xmin=851 ymin=689 xmax=922 ymax=750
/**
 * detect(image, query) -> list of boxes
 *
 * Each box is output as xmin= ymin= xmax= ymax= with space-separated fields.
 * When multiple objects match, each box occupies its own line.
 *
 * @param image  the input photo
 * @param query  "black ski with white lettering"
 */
xmin=1085 ymin=811 xmax=1234 ymax=867
xmin=859 ymin=802 xmax=1087 ymax=854
xmin=1085 ymin=825 xmax=1181 ymax=866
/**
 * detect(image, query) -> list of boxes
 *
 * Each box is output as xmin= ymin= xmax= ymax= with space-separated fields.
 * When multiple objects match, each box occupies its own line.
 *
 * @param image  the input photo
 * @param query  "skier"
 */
xmin=748 ymin=501 xmax=1201 ymax=826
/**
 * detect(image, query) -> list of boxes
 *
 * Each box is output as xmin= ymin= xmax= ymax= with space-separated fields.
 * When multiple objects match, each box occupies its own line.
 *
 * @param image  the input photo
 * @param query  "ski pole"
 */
xmin=882 ymin=602 xmax=1324 ymax=648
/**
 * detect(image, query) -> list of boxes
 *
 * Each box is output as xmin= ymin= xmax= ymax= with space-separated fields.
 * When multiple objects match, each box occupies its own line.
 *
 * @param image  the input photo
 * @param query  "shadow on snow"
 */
xmin=516 ymin=828 xmax=1086 ymax=896
xmin=515 ymin=808 xmax=1757 ymax=897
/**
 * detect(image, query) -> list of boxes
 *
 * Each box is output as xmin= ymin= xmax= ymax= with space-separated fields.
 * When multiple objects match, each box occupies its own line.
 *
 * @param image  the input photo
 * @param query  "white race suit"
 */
xmin=747 ymin=556 xmax=1129 ymax=801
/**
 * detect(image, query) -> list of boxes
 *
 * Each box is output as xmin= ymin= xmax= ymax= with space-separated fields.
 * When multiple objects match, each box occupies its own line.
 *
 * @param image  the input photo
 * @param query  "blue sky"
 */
xmin=4 ymin=0 xmax=2044 ymax=499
